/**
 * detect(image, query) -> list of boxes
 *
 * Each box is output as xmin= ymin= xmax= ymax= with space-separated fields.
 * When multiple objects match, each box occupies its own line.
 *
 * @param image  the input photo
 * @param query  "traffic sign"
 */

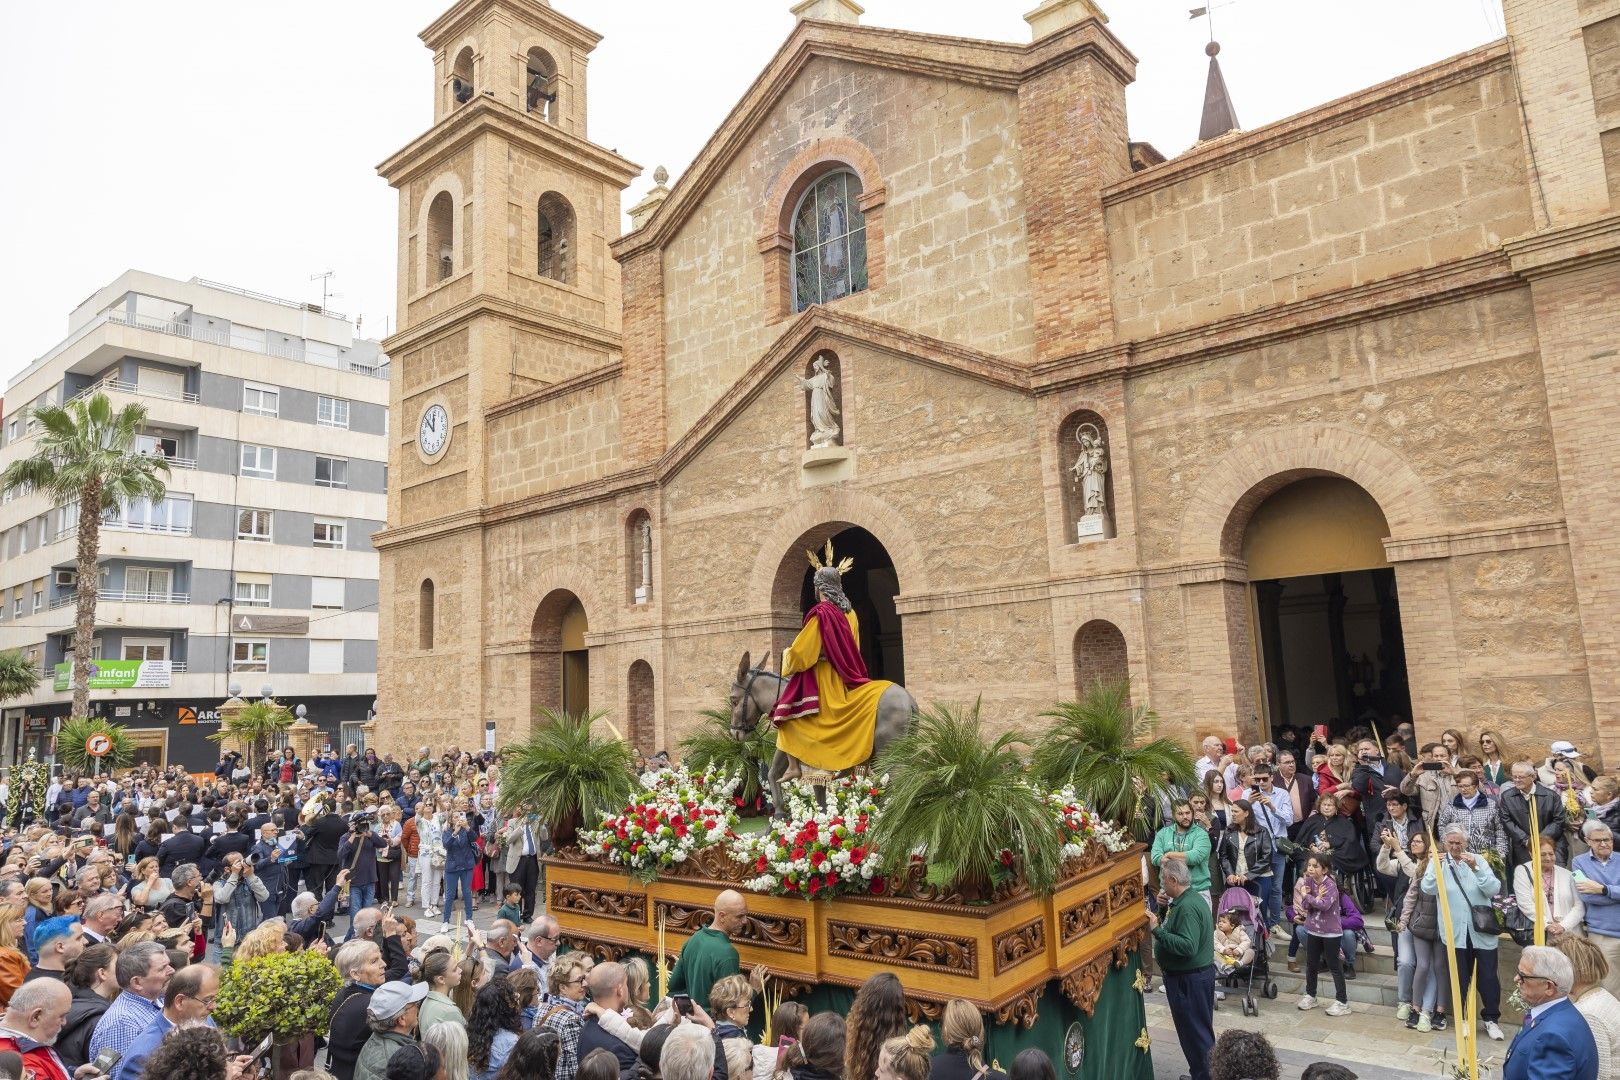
xmin=85 ymin=733 xmax=113 ymax=757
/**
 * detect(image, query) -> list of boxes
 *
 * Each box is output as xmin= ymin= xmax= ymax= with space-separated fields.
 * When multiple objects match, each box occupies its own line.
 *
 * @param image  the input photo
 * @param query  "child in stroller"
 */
xmin=1215 ymin=886 xmax=1277 ymax=1015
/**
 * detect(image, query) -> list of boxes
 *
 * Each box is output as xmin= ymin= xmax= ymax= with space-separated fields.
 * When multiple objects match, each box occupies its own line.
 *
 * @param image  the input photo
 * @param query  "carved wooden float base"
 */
xmin=542 ymin=844 xmax=1150 ymax=1026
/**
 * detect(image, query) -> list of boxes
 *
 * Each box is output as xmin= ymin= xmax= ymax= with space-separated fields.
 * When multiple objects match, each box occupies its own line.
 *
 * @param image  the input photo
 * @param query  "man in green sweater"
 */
xmin=1149 ymin=858 xmax=1215 ymax=1080
xmin=668 ymin=889 xmax=766 ymax=1012
xmin=1150 ymin=800 xmax=1212 ymax=905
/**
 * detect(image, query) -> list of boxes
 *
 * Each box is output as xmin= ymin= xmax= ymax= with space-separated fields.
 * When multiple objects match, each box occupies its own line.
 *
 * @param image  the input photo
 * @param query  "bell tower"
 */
xmin=375 ymin=0 xmax=638 ymax=749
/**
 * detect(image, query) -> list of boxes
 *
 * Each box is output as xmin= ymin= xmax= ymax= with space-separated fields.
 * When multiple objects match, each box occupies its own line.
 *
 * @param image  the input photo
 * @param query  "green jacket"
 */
xmin=1152 ymin=888 xmax=1213 ymax=974
xmin=667 ymin=926 xmax=740 ymax=1012
xmin=1149 ymin=824 xmax=1212 ymax=893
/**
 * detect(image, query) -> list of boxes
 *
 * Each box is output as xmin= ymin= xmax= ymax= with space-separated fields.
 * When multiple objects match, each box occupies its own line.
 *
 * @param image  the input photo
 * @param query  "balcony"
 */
xmin=55 ymin=307 xmax=388 ymax=379
xmin=49 ymin=590 xmax=191 ymax=610
xmin=76 ymin=374 xmax=200 ymax=406
xmin=54 ymin=519 xmax=193 ymax=544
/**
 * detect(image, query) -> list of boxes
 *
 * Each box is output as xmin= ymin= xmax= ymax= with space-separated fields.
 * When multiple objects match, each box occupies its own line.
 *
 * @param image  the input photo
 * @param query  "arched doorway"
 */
xmin=532 ymin=590 xmax=589 ymax=718
xmin=1242 ymin=476 xmax=1411 ymax=741
xmin=774 ymin=525 xmax=904 ymax=683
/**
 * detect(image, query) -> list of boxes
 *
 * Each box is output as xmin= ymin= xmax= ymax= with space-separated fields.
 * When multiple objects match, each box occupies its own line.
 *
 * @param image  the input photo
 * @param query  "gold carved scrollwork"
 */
xmin=1059 ymin=896 xmax=1108 ymax=945
xmin=902 ymin=998 xmax=948 ymax=1024
xmin=655 ymin=902 xmax=808 ymax=954
xmin=992 ymin=917 xmax=1047 ymax=975
xmin=550 ymin=885 xmax=647 ymax=925
xmin=825 ymin=921 xmax=978 ymax=978
xmin=560 ymin=935 xmax=629 ymax=963
xmin=991 ymin=987 xmax=1042 ymax=1030
xmin=1059 ymin=955 xmax=1111 ymax=1016
xmin=1107 ymin=876 xmax=1144 ymax=912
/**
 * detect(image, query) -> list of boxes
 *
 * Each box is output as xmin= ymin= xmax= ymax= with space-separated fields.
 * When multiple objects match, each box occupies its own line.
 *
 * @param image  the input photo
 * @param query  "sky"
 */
xmin=0 ymin=0 xmax=1506 ymax=384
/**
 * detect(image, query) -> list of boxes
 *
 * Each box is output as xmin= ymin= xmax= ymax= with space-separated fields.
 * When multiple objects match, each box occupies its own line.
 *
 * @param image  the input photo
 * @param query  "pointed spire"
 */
xmin=1198 ymin=41 xmax=1239 ymax=142
xmin=628 ymin=166 xmax=672 ymax=232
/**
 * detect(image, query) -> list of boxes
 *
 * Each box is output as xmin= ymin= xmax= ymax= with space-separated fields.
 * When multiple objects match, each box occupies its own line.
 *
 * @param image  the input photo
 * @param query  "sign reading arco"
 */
xmin=53 ymin=660 xmax=172 ymax=691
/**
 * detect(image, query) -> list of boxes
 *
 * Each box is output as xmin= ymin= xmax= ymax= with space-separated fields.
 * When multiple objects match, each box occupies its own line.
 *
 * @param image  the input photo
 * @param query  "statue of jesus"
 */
xmin=797 ymin=355 xmax=841 ymax=449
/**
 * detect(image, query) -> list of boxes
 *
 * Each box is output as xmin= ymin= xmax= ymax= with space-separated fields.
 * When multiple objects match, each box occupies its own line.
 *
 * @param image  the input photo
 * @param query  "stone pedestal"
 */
xmin=634 ymin=586 xmax=649 ymax=605
xmin=1075 ymin=514 xmax=1106 ymax=542
xmin=801 ymin=446 xmax=854 ymax=488
xmin=287 ymin=720 xmax=322 ymax=765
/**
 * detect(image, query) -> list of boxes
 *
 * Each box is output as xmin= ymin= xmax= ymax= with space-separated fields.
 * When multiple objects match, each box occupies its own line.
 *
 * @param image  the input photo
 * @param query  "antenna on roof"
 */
xmin=310 ymin=270 xmax=338 ymax=310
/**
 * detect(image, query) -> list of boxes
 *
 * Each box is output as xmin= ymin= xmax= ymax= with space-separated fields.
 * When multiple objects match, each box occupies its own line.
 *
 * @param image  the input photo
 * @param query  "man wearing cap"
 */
xmin=1539 ymin=741 xmax=1598 ymax=788
xmin=24 ymin=919 xmax=81 ymax=982
xmin=354 ymin=981 xmax=427 ymax=1080
xmin=112 ymin=964 xmax=218 ymax=1080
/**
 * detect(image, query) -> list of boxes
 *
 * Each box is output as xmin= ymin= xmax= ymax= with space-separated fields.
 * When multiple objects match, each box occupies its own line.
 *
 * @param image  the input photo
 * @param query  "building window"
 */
xmin=537 ymin=193 xmax=575 ymax=283
xmin=31 ymin=589 xmax=42 ymax=614
xmin=313 ymin=518 xmax=346 ymax=549
xmin=10 ymin=598 xmax=20 ymax=619
xmin=237 ymin=509 xmax=273 ymax=542
xmin=123 ymin=640 xmax=168 ymax=661
xmin=124 ymin=566 xmax=173 ymax=601
xmin=317 ymin=396 xmax=350 ymax=429
xmin=311 ymin=576 xmax=345 ymax=610
xmin=234 ymin=575 xmax=272 ymax=607
xmin=242 ymin=384 xmax=280 ymax=417
xmin=240 ymin=444 xmax=276 ymax=480
xmin=315 ymin=456 xmax=348 ymax=488
xmin=428 ymin=192 xmax=455 ymax=281
xmin=134 ymin=433 xmax=179 ymax=459
xmin=309 ymin=639 xmax=344 ymax=674
xmin=792 ymin=171 xmax=868 ymax=312
xmin=419 ymin=580 xmax=435 ymax=650
xmin=107 ymin=495 xmax=193 ymax=535
xmin=232 ymin=640 xmax=269 ymax=673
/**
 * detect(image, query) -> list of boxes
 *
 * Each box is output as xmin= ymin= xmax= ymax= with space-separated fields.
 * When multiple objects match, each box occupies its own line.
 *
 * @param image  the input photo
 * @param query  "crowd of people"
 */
xmin=1148 ymin=720 xmax=1619 ymax=1080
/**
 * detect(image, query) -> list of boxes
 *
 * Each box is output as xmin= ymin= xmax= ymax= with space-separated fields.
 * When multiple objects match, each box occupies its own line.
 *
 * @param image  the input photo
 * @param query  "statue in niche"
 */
xmin=635 ymin=518 xmax=652 ymax=604
xmin=797 ymin=354 xmax=842 ymax=449
xmin=1070 ymin=423 xmax=1109 ymax=538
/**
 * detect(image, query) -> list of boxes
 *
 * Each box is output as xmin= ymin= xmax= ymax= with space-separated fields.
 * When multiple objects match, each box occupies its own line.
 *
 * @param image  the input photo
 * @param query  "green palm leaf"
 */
xmin=497 ymin=709 xmax=637 ymax=833
xmin=1031 ymin=679 xmax=1196 ymax=832
xmin=0 ymin=651 xmax=41 ymax=708
xmin=209 ymin=700 xmax=294 ymax=776
xmin=56 ymin=716 xmax=135 ymax=772
xmin=870 ymin=699 xmax=1064 ymax=896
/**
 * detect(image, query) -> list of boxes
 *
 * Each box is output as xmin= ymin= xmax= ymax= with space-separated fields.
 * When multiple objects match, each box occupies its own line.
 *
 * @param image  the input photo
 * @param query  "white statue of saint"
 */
xmin=797 ymin=354 xmax=842 ymax=449
xmin=1071 ymin=423 xmax=1109 ymax=518
xmin=636 ymin=518 xmax=652 ymax=603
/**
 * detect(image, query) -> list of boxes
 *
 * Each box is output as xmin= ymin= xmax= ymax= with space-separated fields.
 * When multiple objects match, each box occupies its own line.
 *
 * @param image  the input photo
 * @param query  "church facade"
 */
xmin=374 ymin=0 xmax=1620 ymax=766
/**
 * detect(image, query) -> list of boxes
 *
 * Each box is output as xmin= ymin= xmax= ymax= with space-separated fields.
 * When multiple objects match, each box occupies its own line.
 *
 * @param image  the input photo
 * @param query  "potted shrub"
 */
xmin=1031 ymin=679 xmax=1196 ymax=835
xmin=212 ymin=948 xmax=342 ymax=1079
xmin=679 ymin=707 xmax=776 ymax=816
xmin=499 ymin=709 xmax=637 ymax=844
xmin=870 ymin=701 xmax=1063 ymax=901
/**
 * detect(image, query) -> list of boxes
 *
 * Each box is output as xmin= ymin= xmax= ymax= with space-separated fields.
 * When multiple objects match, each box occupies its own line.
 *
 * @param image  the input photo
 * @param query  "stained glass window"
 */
xmin=791 ymin=171 xmax=868 ymax=312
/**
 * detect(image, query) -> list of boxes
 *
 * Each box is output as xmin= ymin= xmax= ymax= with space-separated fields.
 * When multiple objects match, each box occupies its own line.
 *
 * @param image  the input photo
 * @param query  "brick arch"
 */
xmin=756 ymin=136 xmax=889 ymax=321
xmin=1073 ymin=619 xmax=1129 ymax=701
xmin=519 ymin=566 xmax=610 ymax=644
xmin=414 ymin=172 xmax=467 ymax=294
xmin=747 ymin=490 xmax=928 ymax=614
xmin=1177 ymin=425 xmax=1438 ymax=564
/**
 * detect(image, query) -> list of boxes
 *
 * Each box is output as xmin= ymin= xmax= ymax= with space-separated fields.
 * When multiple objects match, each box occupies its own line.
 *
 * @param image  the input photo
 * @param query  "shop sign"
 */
xmin=53 ymin=659 xmax=171 ymax=691
xmin=233 ymin=614 xmax=309 ymax=635
xmin=23 ymin=715 xmax=49 ymax=733
xmin=177 ymin=706 xmax=221 ymax=726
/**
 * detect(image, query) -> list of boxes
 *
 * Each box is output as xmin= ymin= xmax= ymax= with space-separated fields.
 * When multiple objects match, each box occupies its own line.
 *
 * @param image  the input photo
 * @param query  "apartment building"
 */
xmin=0 ymin=271 xmax=389 ymax=770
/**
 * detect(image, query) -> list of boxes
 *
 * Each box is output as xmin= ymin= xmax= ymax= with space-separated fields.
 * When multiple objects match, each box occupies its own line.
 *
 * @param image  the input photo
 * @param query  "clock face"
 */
xmin=418 ymin=404 xmax=450 ymax=456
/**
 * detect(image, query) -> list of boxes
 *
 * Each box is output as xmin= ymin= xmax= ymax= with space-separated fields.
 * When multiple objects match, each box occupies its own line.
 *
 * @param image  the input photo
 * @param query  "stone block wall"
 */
xmin=486 ymin=374 xmax=623 ymax=504
xmin=1105 ymin=50 xmax=1533 ymax=339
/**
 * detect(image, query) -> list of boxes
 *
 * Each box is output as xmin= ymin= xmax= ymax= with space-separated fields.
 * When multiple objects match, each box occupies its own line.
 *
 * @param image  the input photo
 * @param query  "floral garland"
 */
xmin=581 ymin=766 xmax=740 ymax=881
xmin=730 ymin=776 xmax=884 ymax=898
xmin=1049 ymin=786 xmax=1132 ymax=859
xmin=8 ymin=759 xmax=50 ymax=825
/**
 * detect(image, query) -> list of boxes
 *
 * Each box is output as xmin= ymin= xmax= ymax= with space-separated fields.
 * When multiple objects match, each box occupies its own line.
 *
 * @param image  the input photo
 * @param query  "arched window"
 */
xmin=537 ymin=192 xmax=575 ymax=283
xmin=792 ymin=171 xmax=868 ymax=312
xmin=427 ymin=192 xmax=455 ymax=281
xmin=452 ymin=48 xmax=475 ymax=106
xmin=526 ymin=48 xmax=558 ymax=120
xmin=627 ymin=660 xmax=654 ymax=751
xmin=626 ymin=509 xmax=652 ymax=604
xmin=1074 ymin=620 xmax=1128 ymax=700
xmin=419 ymin=580 xmax=436 ymax=650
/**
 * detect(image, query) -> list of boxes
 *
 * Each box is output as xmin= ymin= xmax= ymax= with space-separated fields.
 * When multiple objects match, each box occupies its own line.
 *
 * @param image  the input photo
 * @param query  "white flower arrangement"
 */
xmin=730 ymin=775 xmax=886 ymax=898
xmin=581 ymin=765 xmax=741 ymax=881
xmin=1049 ymin=785 xmax=1132 ymax=859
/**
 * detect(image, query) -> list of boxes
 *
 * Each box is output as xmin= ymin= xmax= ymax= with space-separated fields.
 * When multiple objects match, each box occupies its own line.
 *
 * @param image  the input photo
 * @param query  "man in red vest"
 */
xmin=0 ymin=979 xmax=75 ymax=1080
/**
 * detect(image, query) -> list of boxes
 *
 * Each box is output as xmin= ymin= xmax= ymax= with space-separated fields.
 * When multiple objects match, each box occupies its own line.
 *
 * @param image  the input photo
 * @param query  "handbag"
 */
xmin=1501 ymin=902 xmax=1535 ymax=947
xmin=1447 ymin=862 xmax=1500 ymax=937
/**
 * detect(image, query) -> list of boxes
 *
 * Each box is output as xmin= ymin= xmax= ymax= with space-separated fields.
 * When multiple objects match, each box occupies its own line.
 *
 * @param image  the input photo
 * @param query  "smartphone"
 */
xmin=672 ymin=993 xmax=693 ymax=1017
xmin=1573 ymin=869 xmax=1588 ymax=884
xmin=93 ymin=1049 xmax=122 ymax=1076
xmin=1421 ymin=762 xmax=1443 ymax=771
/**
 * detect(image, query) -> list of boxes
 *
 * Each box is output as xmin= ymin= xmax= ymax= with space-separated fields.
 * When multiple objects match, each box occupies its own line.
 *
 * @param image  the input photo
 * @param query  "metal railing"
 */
xmin=53 ymin=519 xmax=193 ymax=543
xmin=77 ymin=375 xmax=200 ymax=405
xmin=49 ymin=590 xmax=191 ymax=610
xmin=39 ymin=659 xmax=188 ymax=678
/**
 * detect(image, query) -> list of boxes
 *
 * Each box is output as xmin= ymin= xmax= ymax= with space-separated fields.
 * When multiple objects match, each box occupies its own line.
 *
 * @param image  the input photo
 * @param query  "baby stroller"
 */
xmin=1215 ymin=886 xmax=1278 ymax=1016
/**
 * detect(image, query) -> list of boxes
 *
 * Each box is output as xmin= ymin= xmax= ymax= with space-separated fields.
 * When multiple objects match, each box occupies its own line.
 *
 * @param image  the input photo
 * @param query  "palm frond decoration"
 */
xmin=870 ymin=699 xmax=1064 ymax=897
xmin=498 ymin=709 xmax=637 ymax=839
xmin=680 ymin=707 xmax=776 ymax=808
xmin=56 ymin=716 xmax=135 ymax=772
xmin=1031 ymin=679 xmax=1196 ymax=833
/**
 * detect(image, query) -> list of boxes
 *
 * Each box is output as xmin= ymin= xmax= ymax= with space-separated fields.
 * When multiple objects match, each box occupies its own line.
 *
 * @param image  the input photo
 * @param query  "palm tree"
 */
xmin=209 ymin=700 xmax=293 ymax=777
xmin=1031 ymin=679 xmax=1197 ymax=834
xmin=0 ymin=393 xmax=169 ymax=720
xmin=498 ymin=709 xmax=637 ymax=842
xmin=0 ymin=650 xmax=41 ymax=712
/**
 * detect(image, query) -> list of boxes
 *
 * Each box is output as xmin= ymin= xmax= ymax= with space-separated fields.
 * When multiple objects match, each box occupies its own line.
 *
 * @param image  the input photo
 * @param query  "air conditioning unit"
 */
xmin=54 ymin=570 xmax=77 ymax=587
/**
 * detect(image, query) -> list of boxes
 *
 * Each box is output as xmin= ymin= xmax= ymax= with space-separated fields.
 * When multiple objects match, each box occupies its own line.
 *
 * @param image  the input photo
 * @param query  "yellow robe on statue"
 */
xmin=776 ymin=609 xmax=893 ymax=772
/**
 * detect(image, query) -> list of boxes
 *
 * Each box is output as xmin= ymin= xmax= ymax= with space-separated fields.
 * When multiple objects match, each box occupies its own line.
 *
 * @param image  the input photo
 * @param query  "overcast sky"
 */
xmin=0 ymin=0 xmax=1505 ymax=385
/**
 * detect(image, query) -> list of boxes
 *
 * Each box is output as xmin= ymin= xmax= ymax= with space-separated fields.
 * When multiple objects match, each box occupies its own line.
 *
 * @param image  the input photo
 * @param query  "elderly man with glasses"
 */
xmin=1574 ymin=820 xmax=1620 ymax=996
xmin=1502 ymin=945 xmax=1598 ymax=1080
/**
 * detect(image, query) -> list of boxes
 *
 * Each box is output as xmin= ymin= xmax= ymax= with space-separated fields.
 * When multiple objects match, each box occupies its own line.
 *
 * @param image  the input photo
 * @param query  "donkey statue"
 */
xmin=728 ymin=649 xmax=915 ymax=815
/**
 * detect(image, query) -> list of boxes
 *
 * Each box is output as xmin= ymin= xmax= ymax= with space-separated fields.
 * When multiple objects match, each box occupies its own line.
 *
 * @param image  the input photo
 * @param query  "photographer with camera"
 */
xmin=337 ymin=814 xmax=382 ymax=942
xmin=212 ymin=851 xmax=269 ymax=944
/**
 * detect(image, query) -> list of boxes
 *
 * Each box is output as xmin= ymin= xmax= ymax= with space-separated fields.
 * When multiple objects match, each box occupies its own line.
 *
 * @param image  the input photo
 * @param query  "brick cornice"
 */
xmin=487 ymin=363 xmax=622 ymax=421
xmin=1383 ymin=519 xmax=1569 ymax=563
xmin=377 ymin=96 xmax=639 ymax=189
xmin=1101 ymin=40 xmax=1512 ymax=206
xmin=1504 ymin=214 xmax=1620 ymax=279
xmin=1034 ymin=251 xmax=1519 ymax=393
xmin=612 ymin=18 xmax=1133 ymax=261
xmin=420 ymin=0 xmax=602 ymax=55
xmin=382 ymin=291 xmax=624 ymax=358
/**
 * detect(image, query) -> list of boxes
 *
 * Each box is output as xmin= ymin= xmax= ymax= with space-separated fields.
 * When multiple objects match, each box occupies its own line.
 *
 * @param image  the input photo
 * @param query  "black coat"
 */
xmin=929 ymin=1050 xmax=1008 ymax=1080
xmin=1498 ymin=783 xmax=1566 ymax=866
xmin=336 ymin=832 xmax=380 ymax=888
xmin=206 ymin=829 xmax=254 ymax=866
xmin=157 ymin=830 xmax=206 ymax=877
xmin=326 ymin=983 xmax=374 ymax=1080
xmin=1216 ymin=827 xmax=1276 ymax=887
xmin=56 ymin=986 xmax=111 ymax=1069
xmin=306 ymin=814 xmax=348 ymax=866
xmin=1295 ymin=813 xmax=1368 ymax=875
xmin=1350 ymin=760 xmax=1407 ymax=808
